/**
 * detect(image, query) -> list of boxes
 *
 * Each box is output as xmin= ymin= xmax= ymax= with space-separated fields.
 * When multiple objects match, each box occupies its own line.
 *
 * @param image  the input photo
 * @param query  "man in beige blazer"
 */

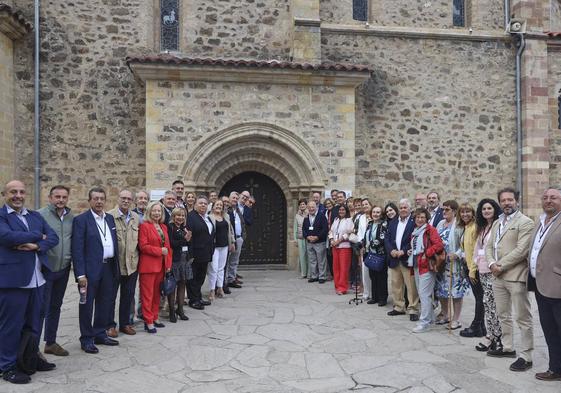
xmin=485 ymin=187 xmax=534 ymax=371
xmin=527 ymin=188 xmax=561 ymax=381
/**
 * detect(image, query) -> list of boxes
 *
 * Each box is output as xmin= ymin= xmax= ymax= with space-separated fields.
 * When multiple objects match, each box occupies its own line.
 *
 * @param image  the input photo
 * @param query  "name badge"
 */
xmin=309 ymin=226 xmax=314 ymax=230
xmin=182 ymin=246 xmax=188 ymax=252
xmin=478 ymin=249 xmax=485 ymax=256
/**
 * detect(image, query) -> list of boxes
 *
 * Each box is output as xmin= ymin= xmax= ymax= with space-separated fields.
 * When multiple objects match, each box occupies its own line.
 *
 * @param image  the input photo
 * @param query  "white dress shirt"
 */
xmin=529 ymin=212 xmax=561 ymax=278
xmin=201 ymin=214 xmax=213 ymax=234
xmin=91 ymin=210 xmax=115 ymax=259
xmin=7 ymin=206 xmax=46 ymax=288
xmin=395 ymin=216 xmax=409 ymax=250
xmin=233 ymin=209 xmax=242 ymax=237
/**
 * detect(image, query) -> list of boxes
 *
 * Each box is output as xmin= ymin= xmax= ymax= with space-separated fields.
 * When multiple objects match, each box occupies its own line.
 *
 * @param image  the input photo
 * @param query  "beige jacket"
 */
xmin=485 ymin=210 xmax=534 ymax=282
xmin=527 ymin=215 xmax=561 ymax=298
xmin=108 ymin=207 xmax=140 ymax=275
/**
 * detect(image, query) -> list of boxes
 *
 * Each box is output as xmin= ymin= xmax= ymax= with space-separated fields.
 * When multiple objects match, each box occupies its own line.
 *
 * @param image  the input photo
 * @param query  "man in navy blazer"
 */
xmin=384 ymin=198 xmax=419 ymax=320
xmin=427 ymin=191 xmax=444 ymax=227
xmin=0 ymin=180 xmax=59 ymax=384
xmin=186 ymin=195 xmax=215 ymax=310
xmin=72 ymin=187 xmax=120 ymax=354
xmin=302 ymin=200 xmax=329 ymax=283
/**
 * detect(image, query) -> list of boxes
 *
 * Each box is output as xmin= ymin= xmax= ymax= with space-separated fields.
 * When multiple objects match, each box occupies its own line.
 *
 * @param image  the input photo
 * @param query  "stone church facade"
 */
xmin=2 ymin=1 xmax=561 ymax=268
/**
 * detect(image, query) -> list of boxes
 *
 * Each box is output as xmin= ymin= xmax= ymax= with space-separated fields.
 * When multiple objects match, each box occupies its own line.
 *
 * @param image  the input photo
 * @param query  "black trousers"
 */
xmin=536 ymin=289 xmax=561 ymax=374
xmin=369 ymin=267 xmax=388 ymax=303
xmin=468 ymin=270 xmax=485 ymax=327
xmin=188 ymin=256 xmax=210 ymax=304
xmin=118 ymin=272 xmax=138 ymax=327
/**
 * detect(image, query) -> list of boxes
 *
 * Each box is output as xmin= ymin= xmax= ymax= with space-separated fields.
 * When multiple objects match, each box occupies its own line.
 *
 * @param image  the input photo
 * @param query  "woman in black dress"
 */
xmin=167 ymin=208 xmax=192 ymax=322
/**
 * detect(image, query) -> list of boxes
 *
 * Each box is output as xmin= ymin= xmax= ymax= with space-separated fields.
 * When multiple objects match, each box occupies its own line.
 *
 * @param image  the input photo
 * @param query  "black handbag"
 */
xmin=364 ymin=252 xmax=386 ymax=272
xmin=160 ymin=271 xmax=177 ymax=296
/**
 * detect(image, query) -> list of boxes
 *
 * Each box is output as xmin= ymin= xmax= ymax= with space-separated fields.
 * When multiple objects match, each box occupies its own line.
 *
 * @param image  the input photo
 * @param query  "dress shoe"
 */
xmin=36 ymin=355 xmax=56 ymax=372
xmin=236 ymin=274 xmax=244 ymax=279
xmin=387 ymin=310 xmax=406 ymax=316
xmin=378 ymin=301 xmax=387 ymax=307
xmin=176 ymin=309 xmax=189 ymax=320
xmin=119 ymin=325 xmax=136 ymax=335
xmin=44 ymin=342 xmax=69 ymax=356
xmin=189 ymin=302 xmax=205 ymax=310
xmin=2 ymin=367 xmax=31 ymax=384
xmin=460 ymin=323 xmax=486 ymax=338
xmin=201 ymin=300 xmax=211 ymax=306
xmin=81 ymin=343 xmax=99 ymax=354
xmin=154 ymin=321 xmax=165 ymax=328
xmin=487 ymin=348 xmax=516 ymax=358
xmin=409 ymin=314 xmax=419 ymax=322
xmin=509 ymin=357 xmax=532 ymax=372
xmin=94 ymin=337 xmax=119 ymax=346
xmin=308 ymin=278 xmax=318 ymax=283
xmin=228 ymin=282 xmax=242 ymax=288
xmin=318 ymin=279 xmax=326 ymax=284
xmin=535 ymin=370 xmax=561 ymax=381
xmin=367 ymin=299 xmax=377 ymax=304
xmin=223 ymin=287 xmax=231 ymax=294
xmin=144 ymin=323 xmax=157 ymax=334
xmin=106 ymin=327 xmax=118 ymax=338
xmin=234 ymin=279 xmax=243 ymax=285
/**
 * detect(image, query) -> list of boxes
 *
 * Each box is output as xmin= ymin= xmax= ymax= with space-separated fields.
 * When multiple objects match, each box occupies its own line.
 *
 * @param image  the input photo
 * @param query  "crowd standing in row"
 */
xmin=1 ymin=180 xmax=560 ymax=384
xmin=0 ymin=180 xmax=253 ymax=384
xmin=294 ymin=187 xmax=561 ymax=381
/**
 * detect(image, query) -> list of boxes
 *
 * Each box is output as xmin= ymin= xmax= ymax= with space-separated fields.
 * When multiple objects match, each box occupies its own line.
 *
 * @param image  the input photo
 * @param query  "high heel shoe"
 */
xmin=169 ymin=309 xmax=177 ymax=323
xmin=208 ymin=290 xmax=215 ymax=302
xmin=144 ymin=323 xmax=157 ymax=334
xmin=154 ymin=321 xmax=166 ymax=328
xmin=176 ymin=309 xmax=189 ymax=321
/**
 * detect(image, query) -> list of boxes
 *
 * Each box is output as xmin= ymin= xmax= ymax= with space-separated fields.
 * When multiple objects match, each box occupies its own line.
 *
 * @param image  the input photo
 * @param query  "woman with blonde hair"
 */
xmin=138 ymin=202 xmax=172 ymax=333
xmin=167 ymin=207 xmax=192 ymax=322
xmin=207 ymin=199 xmax=235 ymax=300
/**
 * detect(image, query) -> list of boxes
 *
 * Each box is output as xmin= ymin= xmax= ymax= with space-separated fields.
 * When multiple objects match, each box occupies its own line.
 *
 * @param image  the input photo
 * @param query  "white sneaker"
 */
xmin=413 ymin=324 xmax=430 ymax=333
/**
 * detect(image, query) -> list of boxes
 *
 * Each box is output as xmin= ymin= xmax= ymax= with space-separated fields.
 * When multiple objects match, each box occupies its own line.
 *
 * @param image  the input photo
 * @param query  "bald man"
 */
xmin=0 ymin=180 xmax=59 ymax=384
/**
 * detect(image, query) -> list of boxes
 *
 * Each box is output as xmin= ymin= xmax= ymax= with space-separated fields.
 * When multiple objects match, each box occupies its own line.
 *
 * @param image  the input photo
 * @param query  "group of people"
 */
xmin=294 ymin=187 xmax=561 ymax=381
xmin=0 ymin=179 xmax=253 ymax=384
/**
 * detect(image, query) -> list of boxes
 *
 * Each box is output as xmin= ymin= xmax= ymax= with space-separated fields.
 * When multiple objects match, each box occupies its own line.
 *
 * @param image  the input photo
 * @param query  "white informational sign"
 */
xmin=150 ymin=189 xmax=166 ymax=201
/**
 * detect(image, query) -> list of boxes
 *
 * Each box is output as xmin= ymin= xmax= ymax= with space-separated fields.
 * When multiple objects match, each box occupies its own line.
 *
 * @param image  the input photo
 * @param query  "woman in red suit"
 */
xmin=138 ymin=201 xmax=172 ymax=333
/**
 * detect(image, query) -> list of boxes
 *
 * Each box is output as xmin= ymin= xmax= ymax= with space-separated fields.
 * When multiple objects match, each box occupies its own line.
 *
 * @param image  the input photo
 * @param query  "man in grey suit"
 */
xmin=527 ymin=187 xmax=561 ymax=381
xmin=485 ymin=187 xmax=534 ymax=372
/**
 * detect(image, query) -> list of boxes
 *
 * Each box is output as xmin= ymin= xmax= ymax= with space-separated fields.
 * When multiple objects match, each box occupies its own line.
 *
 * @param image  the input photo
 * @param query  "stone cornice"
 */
xmin=321 ymin=23 xmax=511 ymax=43
xmin=0 ymin=4 xmax=32 ymax=40
xmin=129 ymin=61 xmax=371 ymax=87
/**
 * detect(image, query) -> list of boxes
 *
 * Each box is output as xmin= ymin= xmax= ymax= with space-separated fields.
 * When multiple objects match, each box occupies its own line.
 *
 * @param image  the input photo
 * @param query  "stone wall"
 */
xmin=0 ymin=32 xmax=15 ymax=187
xmin=181 ymin=0 xmax=292 ymax=60
xmin=548 ymin=50 xmax=561 ymax=188
xmin=322 ymin=34 xmax=518 ymax=206
xmin=13 ymin=0 xmax=154 ymax=210
xmin=320 ymin=0 xmax=505 ymax=30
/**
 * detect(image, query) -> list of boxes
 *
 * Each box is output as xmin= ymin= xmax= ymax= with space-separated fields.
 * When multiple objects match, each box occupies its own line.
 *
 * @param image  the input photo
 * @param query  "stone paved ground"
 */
xmin=6 ymin=270 xmax=559 ymax=393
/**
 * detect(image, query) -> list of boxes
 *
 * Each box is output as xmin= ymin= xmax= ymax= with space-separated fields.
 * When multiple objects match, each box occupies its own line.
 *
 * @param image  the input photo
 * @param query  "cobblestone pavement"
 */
xmin=6 ymin=270 xmax=559 ymax=393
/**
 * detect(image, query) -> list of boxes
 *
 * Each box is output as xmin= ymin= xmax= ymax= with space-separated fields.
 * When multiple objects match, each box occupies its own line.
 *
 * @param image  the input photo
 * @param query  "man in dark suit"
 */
xmin=427 ymin=191 xmax=444 ymax=227
xmin=384 ymin=198 xmax=419 ymax=321
xmin=311 ymin=191 xmax=326 ymax=217
xmin=186 ymin=195 xmax=215 ymax=310
xmin=239 ymin=190 xmax=253 ymax=226
xmin=527 ymin=187 xmax=561 ymax=381
xmin=0 ymin=180 xmax=59 ymax=384
xmin=330 ymin=191 xmax=347 ymax=225
xmin=302 ymin=200 xmax=329 ymax=283
xmin=72 ymin=187 xmax=120 ymax=354
xmin=161 ymin=190 xmax=177 ymax=225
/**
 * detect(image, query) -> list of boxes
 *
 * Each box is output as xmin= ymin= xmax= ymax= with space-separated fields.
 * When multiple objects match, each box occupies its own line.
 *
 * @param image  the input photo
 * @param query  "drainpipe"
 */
xmin=514 ymin=33 xmax=525 ymax=205
xmin=504 ymin=0 xmax=510 ymax=31
xmin=34 ymin=0 xmax=40 ymax=209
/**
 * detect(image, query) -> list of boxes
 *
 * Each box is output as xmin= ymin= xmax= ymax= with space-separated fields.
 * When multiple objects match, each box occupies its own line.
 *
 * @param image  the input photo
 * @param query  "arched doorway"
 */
xmin=220 ymin=172 xmax=287 ymax=266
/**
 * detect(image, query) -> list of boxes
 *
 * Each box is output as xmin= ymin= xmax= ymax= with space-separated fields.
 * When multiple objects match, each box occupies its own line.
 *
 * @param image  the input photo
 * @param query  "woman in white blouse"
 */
xmin=329 ymin=205 xmax=355 ymax=295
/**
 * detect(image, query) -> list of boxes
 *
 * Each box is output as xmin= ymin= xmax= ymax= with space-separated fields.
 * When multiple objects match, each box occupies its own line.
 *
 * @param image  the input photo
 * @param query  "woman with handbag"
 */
xmin=329 ymin=205 xmax=354 ymax=295
xmin=435 ymin=200 xmax=470 ymax=329
xmin=138 ymin=202 xmax=172 ymax=333
xmin=408 ymin=208 xmax=444 ymax=333
xmin=167 ymin=208 xmax=192 ymax=323
xmin=363 ymin=205 xmax=389 ymax=306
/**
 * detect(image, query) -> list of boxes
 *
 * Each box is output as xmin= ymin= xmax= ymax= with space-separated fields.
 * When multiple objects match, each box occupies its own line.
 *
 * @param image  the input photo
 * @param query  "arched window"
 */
xmin=353 ymin=0 xmax=368 ymax=22
xmin=161 ymin=0 xmax=179 ymax=51
xmin=453 ymin=0 xmax=465 ymax=27
xmin=558 ymin=89 xmax=561 ymax=129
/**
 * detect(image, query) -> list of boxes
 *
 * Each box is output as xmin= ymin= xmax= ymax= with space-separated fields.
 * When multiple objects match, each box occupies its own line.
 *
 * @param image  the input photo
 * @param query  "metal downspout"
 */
xmin=504 ymin=0 xmax=510 ymax=31
xmin=515 ymin=33 xmax=525 ymax=205
xmin=34 ymin=0 xmax=40 ymax=209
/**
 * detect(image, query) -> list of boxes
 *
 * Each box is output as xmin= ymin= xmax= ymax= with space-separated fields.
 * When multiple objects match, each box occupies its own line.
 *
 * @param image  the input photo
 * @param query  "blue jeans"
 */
xmin=40 ymin=266 xmax=70 ymax=344
xmin=414 ymin=267 xmax=436 ymax=327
